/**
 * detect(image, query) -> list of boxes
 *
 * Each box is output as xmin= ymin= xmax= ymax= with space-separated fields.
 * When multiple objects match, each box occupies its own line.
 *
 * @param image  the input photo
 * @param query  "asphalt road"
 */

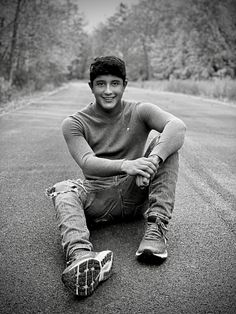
xmin=0 ymin=82 xmax=236 ymax=314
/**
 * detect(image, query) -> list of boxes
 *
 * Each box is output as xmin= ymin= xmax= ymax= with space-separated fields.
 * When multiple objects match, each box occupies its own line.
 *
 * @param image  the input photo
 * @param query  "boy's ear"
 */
xmin=124 ymin=79 xmax=128 ymax=88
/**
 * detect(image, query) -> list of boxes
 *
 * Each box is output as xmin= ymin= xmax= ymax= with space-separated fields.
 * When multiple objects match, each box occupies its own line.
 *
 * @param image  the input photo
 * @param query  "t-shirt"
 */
xmin=62 ymin=99 xmax=186 ymax=179
xmin=65 ymin=100 xmax=149 ymax=161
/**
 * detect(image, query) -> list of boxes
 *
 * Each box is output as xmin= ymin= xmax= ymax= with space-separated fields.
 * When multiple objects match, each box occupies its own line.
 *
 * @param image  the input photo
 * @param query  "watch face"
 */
xmin=150 ymin=155 xmax=160 ymax=163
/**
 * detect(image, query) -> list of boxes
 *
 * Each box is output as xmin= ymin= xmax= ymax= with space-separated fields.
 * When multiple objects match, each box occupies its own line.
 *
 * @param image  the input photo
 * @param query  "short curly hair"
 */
xmin=90 ymin=56 xmax=126 ymax=84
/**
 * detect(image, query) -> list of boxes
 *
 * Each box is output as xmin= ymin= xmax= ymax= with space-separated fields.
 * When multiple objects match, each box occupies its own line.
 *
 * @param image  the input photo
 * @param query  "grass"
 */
xmin=130 ymin=79 xmax=236 ymax=104
xmin=1 ymin=78 xmax=235 ymax=115
xmin=0 ymin=74 xmax=66 ymax=114
xmin=0 ymin=82 xmax=65 ymax=115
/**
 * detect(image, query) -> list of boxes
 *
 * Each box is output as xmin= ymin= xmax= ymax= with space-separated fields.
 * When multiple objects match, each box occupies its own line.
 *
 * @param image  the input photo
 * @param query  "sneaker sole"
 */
xmin=62 ymin=250 xmax=113 ymax=297
xmin=136 ymin=248 xmax=168 ymax=259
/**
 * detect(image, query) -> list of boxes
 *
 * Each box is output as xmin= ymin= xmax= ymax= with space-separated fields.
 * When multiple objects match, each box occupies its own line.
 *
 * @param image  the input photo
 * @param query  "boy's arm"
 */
xmin=62 ymin=118 xmax=157 ymax=178
xmin=135 ymin=102 xmax=186 ymax=188
xmin=138 ymin=102 xmax=186 ymax=161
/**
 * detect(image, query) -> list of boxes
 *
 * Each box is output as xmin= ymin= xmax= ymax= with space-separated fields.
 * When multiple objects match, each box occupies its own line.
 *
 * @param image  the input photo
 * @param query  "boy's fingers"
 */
xmin=136 ymin=176 xmax=141 ymax=186
xmin=137 ymin=170 xmax=150 ymax=178
xmin=143 ymin=162 xmax=157 ymax=173
xmin=142 ymin=177 xmax=149 ymax=186
xmin=136 ymin=175 xmax=150 ymax=188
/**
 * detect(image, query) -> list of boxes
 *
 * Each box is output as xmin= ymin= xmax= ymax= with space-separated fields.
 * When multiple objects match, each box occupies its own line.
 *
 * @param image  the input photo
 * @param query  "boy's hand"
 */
xmin=136 ymin=175 xmax=150 ymax=188
xmin=135 ymin=155 xmax=162 ymax=188
xmin=121 ymin=157 xmax=157 ymax=178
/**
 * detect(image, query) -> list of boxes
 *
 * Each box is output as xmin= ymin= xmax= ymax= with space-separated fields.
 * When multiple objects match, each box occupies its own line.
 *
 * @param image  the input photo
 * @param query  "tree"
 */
xmin=91 ymin=0 xmax=236 ymax=80
xmin=0 ymin=0 xmax=88 ymax=90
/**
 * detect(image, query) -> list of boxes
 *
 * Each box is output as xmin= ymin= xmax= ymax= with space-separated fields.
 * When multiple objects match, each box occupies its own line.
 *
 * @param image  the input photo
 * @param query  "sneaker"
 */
xmin=62 ymin=250 xmax=113 ymax=297
xmin=136 ymin=216 xmax=168 ymax=259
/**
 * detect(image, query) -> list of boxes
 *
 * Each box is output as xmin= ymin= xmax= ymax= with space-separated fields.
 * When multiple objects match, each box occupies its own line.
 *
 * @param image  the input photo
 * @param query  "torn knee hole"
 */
xmin=45 ymin=185 xmax=78 ymax=199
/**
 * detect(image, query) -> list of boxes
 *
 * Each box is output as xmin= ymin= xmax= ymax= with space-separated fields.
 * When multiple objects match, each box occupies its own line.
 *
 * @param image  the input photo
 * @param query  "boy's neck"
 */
xmin=93 ymin=100 xmax=124 ymax=117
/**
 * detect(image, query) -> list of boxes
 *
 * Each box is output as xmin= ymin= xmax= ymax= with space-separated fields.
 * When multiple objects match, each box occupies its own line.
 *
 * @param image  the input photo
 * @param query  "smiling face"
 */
xmin=89 ymin=75 xmax=127 ymax=114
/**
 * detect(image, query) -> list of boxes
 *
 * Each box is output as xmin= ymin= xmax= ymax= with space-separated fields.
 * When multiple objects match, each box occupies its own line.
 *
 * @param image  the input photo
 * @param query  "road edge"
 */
xmin=0 ymin=83 xmax=69 ymax=117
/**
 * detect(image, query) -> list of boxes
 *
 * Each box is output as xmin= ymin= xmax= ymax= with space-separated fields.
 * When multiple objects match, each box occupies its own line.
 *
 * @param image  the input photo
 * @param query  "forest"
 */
xmin=0 ymin=0 xmax=236 ymax=104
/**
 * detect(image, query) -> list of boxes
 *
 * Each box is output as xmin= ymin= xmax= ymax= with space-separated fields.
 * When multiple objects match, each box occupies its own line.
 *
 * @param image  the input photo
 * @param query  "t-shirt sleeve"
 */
xmin=137 ymin=102 xmax=186 ymax=161
xmin=62 ymin=116 xmax=84 ymax=137
xmin=61 ymin=116 xmax=95 ymax=169
xmin=61 ymin=115 xmax=125 ymax=177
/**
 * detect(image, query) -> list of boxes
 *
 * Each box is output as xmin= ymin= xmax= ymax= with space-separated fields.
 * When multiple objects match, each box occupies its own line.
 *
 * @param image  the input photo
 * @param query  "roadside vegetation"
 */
xmin=130 ymin=79 xmax=236 ymax=103
xmin=0 ymin=0 xmax=236 ymax=111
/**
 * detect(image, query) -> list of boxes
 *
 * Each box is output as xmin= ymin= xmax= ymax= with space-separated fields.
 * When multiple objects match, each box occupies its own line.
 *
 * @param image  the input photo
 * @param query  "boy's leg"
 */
xmin=138 ymin=137 xmax=179 ymax=259
xmin=135 ymin=151 xmax=179 ymax=260
xmin=46 ymin=179 xmax=113 ymax=297
xmin=122 ymin=137 xmax=179 ymax=221
xmin=146 ymin=149 xmax=179 ymax=222
xmin=47 ymin=179 xmax=92 ymax=259
xmin=121 ymin=137 xmax=179 ymax=260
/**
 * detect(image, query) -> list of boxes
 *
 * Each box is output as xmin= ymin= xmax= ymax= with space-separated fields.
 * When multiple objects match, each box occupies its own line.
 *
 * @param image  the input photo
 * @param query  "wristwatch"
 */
xmin=149 ymin=154 xmax=162 ymax=165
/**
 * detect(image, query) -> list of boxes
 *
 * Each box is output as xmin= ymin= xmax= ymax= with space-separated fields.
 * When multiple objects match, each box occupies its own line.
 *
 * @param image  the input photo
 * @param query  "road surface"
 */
xmin=0 ymin=82 xmax=236 ymax=313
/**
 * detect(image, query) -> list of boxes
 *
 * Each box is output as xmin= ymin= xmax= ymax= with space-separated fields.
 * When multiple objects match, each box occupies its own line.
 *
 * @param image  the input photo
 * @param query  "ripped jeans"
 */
xmin=46 ymin=139 xmax=179 ymax=260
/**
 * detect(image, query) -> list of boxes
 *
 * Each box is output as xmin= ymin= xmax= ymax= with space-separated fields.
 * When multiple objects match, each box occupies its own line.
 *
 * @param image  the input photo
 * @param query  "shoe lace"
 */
xmin=144 ymin=220 xmax=168 ymax=241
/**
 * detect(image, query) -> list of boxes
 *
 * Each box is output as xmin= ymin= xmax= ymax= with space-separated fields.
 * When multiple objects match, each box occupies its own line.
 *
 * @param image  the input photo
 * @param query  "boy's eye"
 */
xmin=112 ymin=81 xmax=120 ymax=86
xmin=97 ymin=82 xmax=105 ymax=86
xmin=95 ymin=81 xmax=121 ymax=87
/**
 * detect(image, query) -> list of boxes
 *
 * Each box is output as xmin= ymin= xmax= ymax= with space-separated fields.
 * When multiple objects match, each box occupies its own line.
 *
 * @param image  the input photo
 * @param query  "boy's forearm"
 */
xmin=82 ymin=155 xmax=125 ymax=177
xmin=150 ymin=119 xmax=186 ymax=161
xmin=82 ymin=156 xmax=158 ymax=179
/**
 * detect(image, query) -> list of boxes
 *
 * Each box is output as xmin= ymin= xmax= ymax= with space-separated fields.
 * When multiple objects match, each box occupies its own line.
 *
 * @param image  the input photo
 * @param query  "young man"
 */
xmin=47 ymin=56 xmax=186 ymax=297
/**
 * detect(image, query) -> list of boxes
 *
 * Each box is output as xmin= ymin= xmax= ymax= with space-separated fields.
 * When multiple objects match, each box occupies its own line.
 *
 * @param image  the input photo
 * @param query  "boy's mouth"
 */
xmin=103 ymin=97 xmax=115 ymax=102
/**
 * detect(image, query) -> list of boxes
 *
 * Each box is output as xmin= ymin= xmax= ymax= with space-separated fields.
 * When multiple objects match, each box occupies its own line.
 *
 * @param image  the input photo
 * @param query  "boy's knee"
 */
xmin=54 ymin=180 xmax=72 ymax=192
xmin=46 ymin=180 xmax=79 ymax=199
xmin=144 ymin=136 xmax=160 ymax=157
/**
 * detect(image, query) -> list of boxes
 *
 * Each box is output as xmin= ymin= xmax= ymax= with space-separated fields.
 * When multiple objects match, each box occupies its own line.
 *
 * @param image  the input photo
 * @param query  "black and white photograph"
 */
xmin=0 ymin=0 xmax=236 ymax=313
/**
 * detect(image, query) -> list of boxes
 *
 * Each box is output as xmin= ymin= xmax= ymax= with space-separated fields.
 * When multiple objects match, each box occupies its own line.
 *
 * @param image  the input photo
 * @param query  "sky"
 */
xmin=77 ymin=0 xmax=140 ymax=32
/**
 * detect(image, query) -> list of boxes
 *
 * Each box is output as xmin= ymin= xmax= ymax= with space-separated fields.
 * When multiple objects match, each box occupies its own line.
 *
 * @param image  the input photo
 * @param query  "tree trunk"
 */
xmin=141 ymin=37 xmax=151 ymax=80
xmin=8 ymin=0 xmax=22 ymax=85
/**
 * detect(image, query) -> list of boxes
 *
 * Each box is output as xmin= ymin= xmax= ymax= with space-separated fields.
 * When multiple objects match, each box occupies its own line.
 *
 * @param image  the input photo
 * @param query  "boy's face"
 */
xmin=89 ymin=75 xmax=127 ymax=112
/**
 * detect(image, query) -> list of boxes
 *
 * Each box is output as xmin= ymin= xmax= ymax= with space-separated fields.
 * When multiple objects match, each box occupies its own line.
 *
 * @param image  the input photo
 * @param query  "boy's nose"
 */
xmin=104 ymin=84 xmax=112 ymax=94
